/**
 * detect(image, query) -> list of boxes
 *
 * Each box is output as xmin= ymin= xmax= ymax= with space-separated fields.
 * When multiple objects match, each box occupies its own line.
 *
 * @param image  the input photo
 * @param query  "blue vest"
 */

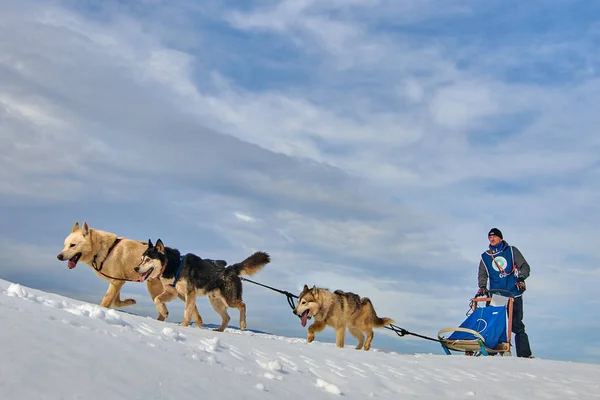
xmin=481 ymin=242 xmax=523 ymax=297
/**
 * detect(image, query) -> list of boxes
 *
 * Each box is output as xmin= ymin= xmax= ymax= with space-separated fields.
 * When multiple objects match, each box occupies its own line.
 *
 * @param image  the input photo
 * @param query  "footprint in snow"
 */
xmin=300 ymin=355 xmax=319 ymax=369
xmin=316 ymin=378 xmax=342 ymax=396
xmin=135 ymin=323 xmax=156 ymax=336
xmin=386 ymin=367 xmax=405 ymax=377
xmin=7 ymin=283 xmax=29 ymax=298
xmin=263 ymin=372 xmax=283 ymax=381
xmin=346 ymin=363 xmax=367 ymax=377
xmin=325 ymin=360 xmax=346 ymax=378
xmin=362 ymin=362 xmax=381 ymax=373
xmin=250 ymin=349 xmax=268 ymax=359
xmin=256 ymin=358 xmax=284 ymax=373
xmin=276 ymin=353 xmax=298 ymax=372
xmin=364 ymin=364 xmax=388 ymax=381
xmin=305 ymin=366 xmax=322 ymax=379
xmin=160 ymin=327 xmax=186 ymax=342
xmin=330 ymin=369 xmax=346 ymax=378
xmin=227 ymin=347 xmax=245 ymax=361
xmin=62 ymin=319 xmax=81 ymax=327
xmin=42 ymin=299 xmax=63 ymax=309
xmin=255 ymin=383 xmax=267 ymax=392
xmin=199 ymin=337 xmax=220 ymax=352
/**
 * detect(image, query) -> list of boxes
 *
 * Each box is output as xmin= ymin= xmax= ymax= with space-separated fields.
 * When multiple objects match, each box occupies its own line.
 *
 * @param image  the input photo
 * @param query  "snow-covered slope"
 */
xmin=1 ymin=279 xmax=598 ymax=399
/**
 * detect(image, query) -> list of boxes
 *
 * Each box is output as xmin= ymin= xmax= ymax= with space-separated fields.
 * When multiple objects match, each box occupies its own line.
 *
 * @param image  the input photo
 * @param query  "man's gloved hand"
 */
xmin=516 ymin=280 xmax=526 ymax=292
xmin=476 ymin=287 xmax=488 ymax=297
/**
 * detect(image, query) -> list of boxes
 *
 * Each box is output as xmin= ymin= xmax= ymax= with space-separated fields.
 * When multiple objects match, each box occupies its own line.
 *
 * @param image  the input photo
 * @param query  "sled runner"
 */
xmin=437 ymin=289 xmax=514 ymax=356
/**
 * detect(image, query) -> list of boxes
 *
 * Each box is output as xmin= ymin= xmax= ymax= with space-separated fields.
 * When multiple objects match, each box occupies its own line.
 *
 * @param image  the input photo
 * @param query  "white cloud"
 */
xmin=429 ymin=81 xmax=501 ymax=129
xmin=234 ymin=212 xmax=256 ymax=223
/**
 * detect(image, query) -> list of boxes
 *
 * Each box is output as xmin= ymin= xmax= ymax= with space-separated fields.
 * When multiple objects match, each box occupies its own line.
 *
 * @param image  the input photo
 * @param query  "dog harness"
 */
xmin=168 ymin=255 xmax=186 ymax=288
xmin=88 ymin=236 xmax=139 ymax=282
xmin=91 ymin=237 xmax=122 ymax=272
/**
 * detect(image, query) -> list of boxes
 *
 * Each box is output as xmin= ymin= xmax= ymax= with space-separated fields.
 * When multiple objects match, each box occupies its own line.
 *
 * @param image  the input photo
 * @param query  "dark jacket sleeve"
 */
xmin=478 ymin=259 xmax=488 ymax=288
xmin=512 ymin=246 xmax=530 ymax=281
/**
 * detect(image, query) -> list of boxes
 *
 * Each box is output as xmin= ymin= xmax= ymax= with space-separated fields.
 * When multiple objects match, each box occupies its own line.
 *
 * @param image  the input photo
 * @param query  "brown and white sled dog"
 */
xmin=294 ymin=285 xmax=394 ymax=351
xmin=135 ymin=238 xmax=270 ymax=332
xmin=56 ymin=221 xmax=164 ymax=315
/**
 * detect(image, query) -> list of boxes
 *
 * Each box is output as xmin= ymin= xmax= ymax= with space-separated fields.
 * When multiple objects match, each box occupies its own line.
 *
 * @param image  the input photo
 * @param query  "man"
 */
xmin=477 ymin=228 xmax=533 ymax=358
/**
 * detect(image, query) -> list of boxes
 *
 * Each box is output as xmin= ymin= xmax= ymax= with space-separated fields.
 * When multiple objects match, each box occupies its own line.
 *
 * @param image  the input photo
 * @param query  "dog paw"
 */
xmin=307 ymin=333 xmax=315 ymax=343
xmin=124 ymin=298 xmax=136 ymax=306
xmin=240 ymin=321 xmax=246 ymax=331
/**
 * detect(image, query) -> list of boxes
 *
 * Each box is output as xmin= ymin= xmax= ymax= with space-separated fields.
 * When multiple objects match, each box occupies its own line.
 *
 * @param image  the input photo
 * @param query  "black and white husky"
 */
xmin=135 ymin=239 xmax=270 ymax=331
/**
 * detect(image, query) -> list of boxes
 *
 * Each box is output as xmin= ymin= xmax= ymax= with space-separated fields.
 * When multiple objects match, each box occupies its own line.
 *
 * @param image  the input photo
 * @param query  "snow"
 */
xmin=1 ymin=279 xmax=599 ymax=399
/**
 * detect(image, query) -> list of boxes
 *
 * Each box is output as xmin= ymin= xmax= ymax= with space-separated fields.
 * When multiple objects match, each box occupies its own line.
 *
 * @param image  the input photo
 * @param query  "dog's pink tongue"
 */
xmin=136 ymin=272 xmax=147 ymax=283
xmin=67 ymin=259 xmax=77 ymax=269
xmin=301 ymin=310 xmax=309 ymax=327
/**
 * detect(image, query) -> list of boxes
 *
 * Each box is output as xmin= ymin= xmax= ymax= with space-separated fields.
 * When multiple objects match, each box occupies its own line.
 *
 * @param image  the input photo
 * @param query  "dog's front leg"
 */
xmin=307 ymin=320 xmax=327 ymax=343
xmin=100 ymin=281 xmax=126 ymax=308
xmin=154 ymin=289 xmax=178 ymax=321
xmin=113 ymin=280 xmax=136 ymax=308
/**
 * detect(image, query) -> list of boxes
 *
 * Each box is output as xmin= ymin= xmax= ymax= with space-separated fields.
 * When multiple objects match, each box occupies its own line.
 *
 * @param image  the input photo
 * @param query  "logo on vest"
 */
xmin=491 ymin=256 xmax=509 ymax=277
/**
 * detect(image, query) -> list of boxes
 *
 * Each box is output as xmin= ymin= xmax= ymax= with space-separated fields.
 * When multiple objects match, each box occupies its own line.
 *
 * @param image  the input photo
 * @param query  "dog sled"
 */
xmin=437 ymin=289 xmax=514 ymax=356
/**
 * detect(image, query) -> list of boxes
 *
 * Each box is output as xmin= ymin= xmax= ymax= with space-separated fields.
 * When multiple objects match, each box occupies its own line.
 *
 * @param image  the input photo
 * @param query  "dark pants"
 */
xmin=511 ymin=296 xmax=532 ymax=357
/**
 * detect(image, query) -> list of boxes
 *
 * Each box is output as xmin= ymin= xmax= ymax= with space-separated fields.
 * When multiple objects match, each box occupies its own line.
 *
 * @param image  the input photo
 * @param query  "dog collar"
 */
xmin=157 ymin=261 xmax=167 ymax=279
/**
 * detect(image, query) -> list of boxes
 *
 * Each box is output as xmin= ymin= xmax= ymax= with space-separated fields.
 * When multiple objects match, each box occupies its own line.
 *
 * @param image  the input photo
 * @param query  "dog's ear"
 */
xmin=311 ymin=285 xmax=318 ymax=298
xmin=303 ymin=284 xmax=309 ymax=292
xmin=147 ymin=239 xmax=153 ymax=248
xmin=71 ymin=222 xmax=79 ymax=233
xmin=81 ymin=221 xmax=89 ymax=236
xmin=156 ymin=239 xmax=165 ymax=252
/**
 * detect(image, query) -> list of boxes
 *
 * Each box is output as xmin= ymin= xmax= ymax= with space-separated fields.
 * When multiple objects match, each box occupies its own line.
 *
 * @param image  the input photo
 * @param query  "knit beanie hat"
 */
xmin=488 ymin=228 xmax=503 ymax=239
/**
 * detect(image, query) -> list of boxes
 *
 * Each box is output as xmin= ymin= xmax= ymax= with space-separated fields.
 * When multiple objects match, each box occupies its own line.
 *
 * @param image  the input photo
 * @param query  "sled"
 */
xmin=437 ymin=290 xmax=514 ymax=356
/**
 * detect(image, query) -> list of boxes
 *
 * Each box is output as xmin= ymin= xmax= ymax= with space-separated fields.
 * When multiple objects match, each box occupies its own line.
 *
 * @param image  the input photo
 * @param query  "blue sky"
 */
xmin=1 ymin=0 xmax=600 ymax=363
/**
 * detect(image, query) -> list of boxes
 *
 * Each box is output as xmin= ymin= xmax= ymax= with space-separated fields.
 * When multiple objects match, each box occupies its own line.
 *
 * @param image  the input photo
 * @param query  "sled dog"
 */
xmin=294 ymin=285 xmax=394 ymax=351
xmin=56 ymin=221 xmax=164 ymax=314
xmin=135 ymin=239 xmax=270 ymax=331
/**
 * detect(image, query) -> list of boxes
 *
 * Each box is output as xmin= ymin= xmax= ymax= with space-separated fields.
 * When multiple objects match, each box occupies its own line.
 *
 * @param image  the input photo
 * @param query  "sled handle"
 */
xmin=437 ymin=327 xmax=485 ymax=342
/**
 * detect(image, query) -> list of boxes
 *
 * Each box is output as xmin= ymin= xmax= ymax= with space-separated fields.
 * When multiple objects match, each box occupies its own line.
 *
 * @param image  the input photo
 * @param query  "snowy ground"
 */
xmin=1 ymin=279 xmax=599 ymax=400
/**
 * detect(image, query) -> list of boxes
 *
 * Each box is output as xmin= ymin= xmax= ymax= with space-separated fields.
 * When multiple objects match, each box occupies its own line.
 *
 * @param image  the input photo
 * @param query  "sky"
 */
xmin=1 ymin=0 xmax=600 ymax=364
xmin=2 ymin=279 xmax=600 ymax=399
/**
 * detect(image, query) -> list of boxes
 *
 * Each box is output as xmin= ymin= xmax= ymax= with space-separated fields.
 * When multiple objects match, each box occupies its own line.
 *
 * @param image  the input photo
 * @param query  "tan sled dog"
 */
xmin=294 ymin=285 xmax=394 ymax=351
xmin=56 ymin=221 xmax=164 ymax=314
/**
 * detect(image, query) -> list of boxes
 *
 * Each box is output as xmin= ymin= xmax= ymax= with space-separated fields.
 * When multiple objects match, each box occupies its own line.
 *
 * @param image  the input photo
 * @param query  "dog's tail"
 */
xmin=361 ymin=298 xmax=395 ymax=327
xmin=228 ymin=251 xmax=270 ymax=276
xmin=375 ymin=317 xmax=395 ymax=327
